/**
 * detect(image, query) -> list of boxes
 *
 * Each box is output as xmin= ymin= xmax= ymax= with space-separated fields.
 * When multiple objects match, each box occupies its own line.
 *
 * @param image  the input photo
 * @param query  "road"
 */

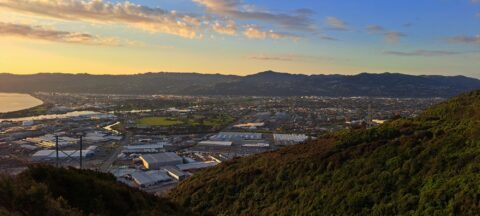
xmin=99 ymin=132 xmax=131 ymax=172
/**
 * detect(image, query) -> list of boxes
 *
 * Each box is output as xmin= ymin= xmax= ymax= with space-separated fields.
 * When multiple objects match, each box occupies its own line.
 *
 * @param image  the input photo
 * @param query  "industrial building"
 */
xmin=176 ymin=161 xmax=218 ymax=171
xmin=210 ymin=132 xmax=262 ymax=141
xmin=273 ymin=134 xmax=309 ymax=146
xmin=198 ymin=140 xmax=233 ymax=147
xmin=242 ymin=143 xmax=270 ymax=148
xmin=130 ymin=171 xmax=171 ymax=188
xmin=31 ymin=145 xmax=97 ymax=161
xmin=26 ymin=134 xmax=77 ymax=148
xmin=140 ymin=152 xmax=183 ymax=170
xmin=123 ymin=143 xmax=165 ymax=154
xmin=164 ymin=166 xmax=188 ymax=181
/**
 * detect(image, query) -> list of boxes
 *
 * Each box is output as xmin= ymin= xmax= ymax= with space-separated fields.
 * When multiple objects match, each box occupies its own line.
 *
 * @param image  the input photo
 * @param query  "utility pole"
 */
xmin=367 ymin=103 xmax=373 ymax=128
xmin=79 ymin=136 xmax=83 ymax=169
xmin=55 ymin=135 xmax=59 ymax=167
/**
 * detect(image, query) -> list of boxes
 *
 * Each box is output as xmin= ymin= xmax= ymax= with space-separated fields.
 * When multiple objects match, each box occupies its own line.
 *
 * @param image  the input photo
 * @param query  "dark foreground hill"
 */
xmin=170 ymin=90 xmax=480 ymax=215
xmin=1 ymin=71 xmax=479 ymax=97
xmin=0 ymin=165 xmax=191 ymax=216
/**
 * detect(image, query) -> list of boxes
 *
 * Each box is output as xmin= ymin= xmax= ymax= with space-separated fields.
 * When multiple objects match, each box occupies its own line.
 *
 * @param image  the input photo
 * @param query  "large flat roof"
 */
xmin=140 ymin=152 xmax=182 ymax=164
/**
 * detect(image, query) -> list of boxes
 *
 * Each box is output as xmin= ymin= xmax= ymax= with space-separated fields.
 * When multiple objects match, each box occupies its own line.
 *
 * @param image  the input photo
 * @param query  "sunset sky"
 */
xmin=0 ymin=0 xmax=479 ymax=77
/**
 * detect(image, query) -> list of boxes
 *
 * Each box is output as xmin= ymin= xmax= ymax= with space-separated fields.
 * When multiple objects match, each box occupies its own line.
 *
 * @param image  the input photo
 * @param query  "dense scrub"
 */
xmin=171 ymin=90 xmax=480 ymax=215
xmin=0 ymin=165 xmax=191 ymax=216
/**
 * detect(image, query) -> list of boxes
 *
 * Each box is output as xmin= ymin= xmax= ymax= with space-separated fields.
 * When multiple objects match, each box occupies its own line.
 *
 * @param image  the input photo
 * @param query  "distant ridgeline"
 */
xmin=171 ymin=90 xmax=480 ymax=215
xmin=1 ymin=71 xmax=480 ymax=97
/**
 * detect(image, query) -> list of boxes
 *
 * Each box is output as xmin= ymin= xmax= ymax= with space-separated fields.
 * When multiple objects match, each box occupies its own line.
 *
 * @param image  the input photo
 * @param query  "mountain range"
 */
xmin=1 ymin=71 xmax=479 ymax=97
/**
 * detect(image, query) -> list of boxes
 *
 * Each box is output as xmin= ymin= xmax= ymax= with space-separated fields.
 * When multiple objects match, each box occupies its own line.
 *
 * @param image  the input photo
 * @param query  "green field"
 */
xmin=136 ymin=117 xmax=183 ymax=126
xmin=136 ymin=115 xmax=235 ymax=127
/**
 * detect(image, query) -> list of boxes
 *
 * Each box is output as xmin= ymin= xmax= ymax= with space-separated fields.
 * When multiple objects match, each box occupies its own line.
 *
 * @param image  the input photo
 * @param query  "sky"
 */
xmin=0 ymin=0 xmax=479 ymax=78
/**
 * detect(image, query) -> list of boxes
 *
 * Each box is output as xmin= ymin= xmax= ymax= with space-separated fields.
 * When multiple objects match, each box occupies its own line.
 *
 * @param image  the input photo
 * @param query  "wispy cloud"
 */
xmin=193 ymin=0 xmax=315 ymax=31
xmin=384 ymin=49 xmax=463 ymax=57
xmin=249 ymin=54 xmax=331 ymax=62
xmin=366 ymin=25 xmax=385 ymax=33
xmin=0 ymin=21 xmax=121 ymax=46
xmin=243 ymin=24 xmax=300 ymax=41
xmin=320 ymin=35 xmax=337 ymax=41
xmin=366 ymin=24 xmax=406 ymax=43
xmin=448 ymin=35 xmax=480 ymax=45
xmin=325 ymin=16 xmax=348 ymax=31
xmin=0 ymin=0 xmax=202 ymax=38
xmin=249 ymin=55 xmax=296 ymax=62
xmin=384 ymin=32 xmax=406 ymax=43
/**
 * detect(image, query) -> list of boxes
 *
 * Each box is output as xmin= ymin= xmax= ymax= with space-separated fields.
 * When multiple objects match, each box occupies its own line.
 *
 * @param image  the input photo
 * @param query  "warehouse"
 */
xmin=123 ymin=144 xmax=165 ymax=154
xmin=198 ymin=140 xmax=233 ymax=147
xmin=176 ymin=161 xmax=219 ymax=171
xmin=274 ymin=134 xmax=309 ymax=146
xmin=31 ymin=146 xmax=97 ymax=161
xmin=164 ymin=166 xmax=188 ymax=181
xmin=140 ymin=152 xmax=183 ymax=170
xmin=210 ymin=132 xmax=262 ymax=141
xmin=130 ymin=171 xmax=171 ymax=188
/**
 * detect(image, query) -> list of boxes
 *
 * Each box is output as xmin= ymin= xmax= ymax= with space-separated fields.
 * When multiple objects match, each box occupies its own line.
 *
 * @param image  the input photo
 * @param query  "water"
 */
xmin=0 ymin=111 xmax=101 ymax=122
xmin=0 ymin=93 xmax=43 ymax=113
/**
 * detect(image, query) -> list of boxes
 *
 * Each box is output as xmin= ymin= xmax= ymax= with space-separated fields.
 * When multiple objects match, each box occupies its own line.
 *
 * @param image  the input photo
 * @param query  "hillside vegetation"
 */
xmin=171 ymin=90 xmax=480 ymax=215
xmin=0 ymin=165 xmax=191 ymax=216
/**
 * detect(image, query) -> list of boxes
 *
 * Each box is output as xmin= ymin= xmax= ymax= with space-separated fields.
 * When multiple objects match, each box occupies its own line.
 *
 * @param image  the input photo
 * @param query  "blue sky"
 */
xmin=0 ymin=0 xmax=479 ymax=77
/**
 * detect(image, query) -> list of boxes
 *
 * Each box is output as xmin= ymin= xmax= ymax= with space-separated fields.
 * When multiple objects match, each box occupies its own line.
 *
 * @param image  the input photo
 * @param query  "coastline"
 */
xmin=0 ymin=93 xmax=44 ymax=112
xmin=0 ymin=93 xmax=48 ymax=119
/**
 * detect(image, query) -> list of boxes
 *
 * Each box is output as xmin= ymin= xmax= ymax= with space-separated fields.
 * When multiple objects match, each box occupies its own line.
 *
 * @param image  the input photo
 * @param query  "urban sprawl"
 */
xmin=0 ymin=93 xmax=443 ymax=196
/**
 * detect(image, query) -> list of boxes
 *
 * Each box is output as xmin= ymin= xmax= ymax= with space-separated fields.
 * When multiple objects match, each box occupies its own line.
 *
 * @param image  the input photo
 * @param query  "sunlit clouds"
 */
xmin=243 ymin=25 xmax=300 ymax=41
xmin=0 ymin=22 xmax=128 ymax=46
xmin=0 ymin=0 xmax=202 ymax=38
xmin=0 ymin=0 xmax=479 ymax=77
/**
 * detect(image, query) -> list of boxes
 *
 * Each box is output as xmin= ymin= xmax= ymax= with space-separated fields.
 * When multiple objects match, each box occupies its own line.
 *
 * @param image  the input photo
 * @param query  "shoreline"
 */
xmin=0 ymin=93 xmax=44 ymax=114
xmin=0 ymin=93 xmax=49 ymax=119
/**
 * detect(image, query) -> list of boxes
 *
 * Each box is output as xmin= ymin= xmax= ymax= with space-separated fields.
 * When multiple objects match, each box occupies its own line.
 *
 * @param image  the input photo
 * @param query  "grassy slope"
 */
xmin=171 ymin=90 xmax=480 ymax=216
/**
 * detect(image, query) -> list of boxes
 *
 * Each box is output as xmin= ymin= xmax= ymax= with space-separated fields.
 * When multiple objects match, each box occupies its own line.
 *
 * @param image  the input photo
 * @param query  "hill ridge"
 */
xmin=0 ymin=71 xmax=478 ymax=97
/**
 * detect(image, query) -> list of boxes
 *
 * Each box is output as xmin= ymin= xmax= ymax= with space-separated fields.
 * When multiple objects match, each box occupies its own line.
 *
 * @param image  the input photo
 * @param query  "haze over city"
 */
xmin=0 ymin=0 xmax=479 ymax=77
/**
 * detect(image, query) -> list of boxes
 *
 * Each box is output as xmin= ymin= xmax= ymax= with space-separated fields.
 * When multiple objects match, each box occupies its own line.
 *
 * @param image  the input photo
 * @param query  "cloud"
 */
xmin=384 ymin=31 xmax=406 ymax=43
xmin=366 ymin=25 xmax=385 ymax=33
xmin=384 ymin=49 xmax=463 ymax=57
xmin=211 ymin=20 xmax=237 ymax=35
xmin=249 ymin=55 xmax=296 ymax=62
xmin=448 ymin=35 xmax=480 ymax=45
xmin=366 ymin=24 xmax=406 ymax=43
xmin=325 ymin=16 xmax=348 ymax=30
xmin=242 ymin=24 xmax=300 ymax=41
xmin=249 ymin=53 xmax=332 ymax=62
xmin=0 ymin=0 xmax=202 ymax=38
xmin=0 ymin=21 xmax=121 ymax=45
xmin=193 ymin=0 xmax=314 ymax=31
xmin=320 ymin=35 xmax=337 ymax=41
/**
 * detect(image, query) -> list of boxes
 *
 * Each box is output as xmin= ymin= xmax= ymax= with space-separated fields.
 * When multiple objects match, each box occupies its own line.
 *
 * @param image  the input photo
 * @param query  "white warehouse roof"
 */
xmin=198 ymin=141 xmax=233 ymax=146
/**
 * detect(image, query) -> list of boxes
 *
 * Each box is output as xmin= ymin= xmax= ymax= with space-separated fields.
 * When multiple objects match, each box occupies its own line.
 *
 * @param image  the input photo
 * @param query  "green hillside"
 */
xmin=0 ymin=165 xmax=191 ymax=216
xmin=170 ymin=90 xmax=480 ymax=215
